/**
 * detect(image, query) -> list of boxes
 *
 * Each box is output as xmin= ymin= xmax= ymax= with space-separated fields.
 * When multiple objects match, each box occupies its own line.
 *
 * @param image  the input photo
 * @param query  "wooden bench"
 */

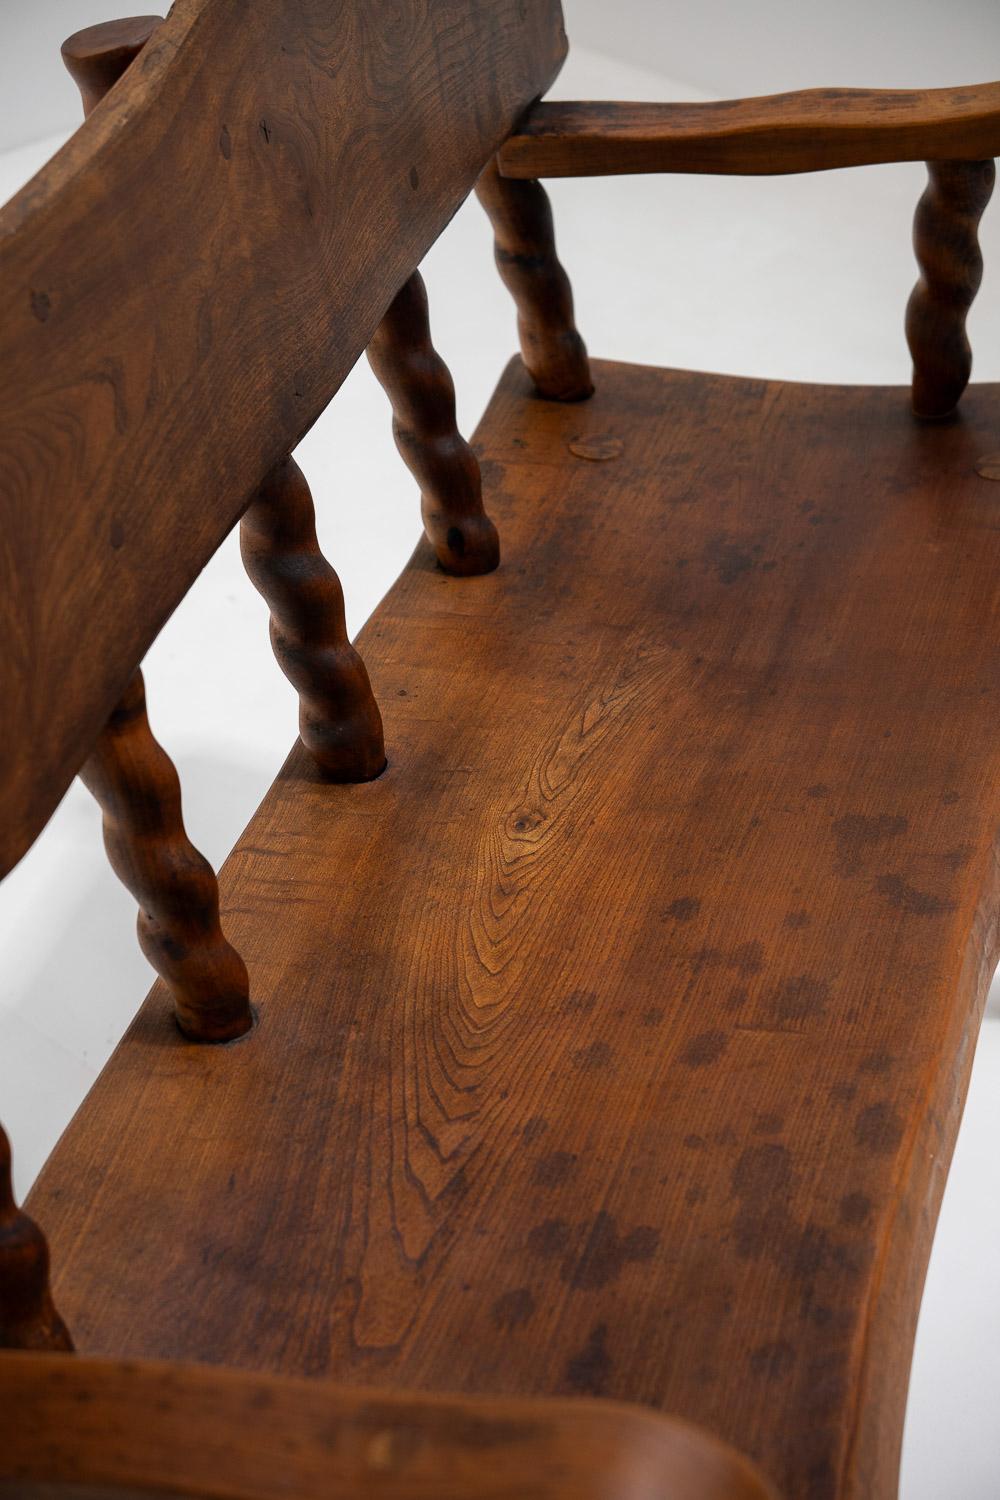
xmin=2 ymin=5 xmax=999 ymax=1497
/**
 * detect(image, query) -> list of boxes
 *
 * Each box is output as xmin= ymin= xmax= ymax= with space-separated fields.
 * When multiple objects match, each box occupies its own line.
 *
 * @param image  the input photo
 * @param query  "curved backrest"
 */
xmin=0 ymin=0 xmax=567 ymax=879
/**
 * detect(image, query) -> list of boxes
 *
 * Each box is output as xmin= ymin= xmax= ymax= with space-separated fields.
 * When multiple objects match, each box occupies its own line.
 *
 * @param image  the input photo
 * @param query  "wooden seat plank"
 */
xmin=28 ymin=359 xmax=1000 ymax=1500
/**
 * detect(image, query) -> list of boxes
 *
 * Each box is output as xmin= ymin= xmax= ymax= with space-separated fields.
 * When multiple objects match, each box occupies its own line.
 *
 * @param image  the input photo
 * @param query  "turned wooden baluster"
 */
xmin=366 ymin=271 xmax=500 ymax=576
xmin=241 ymin=458 xmax=386 ymax=780
xmin=475 ymin=158 xmax=593 ymax=403
xmin=0 ymin=1124 xmax=72 ymax=1352
xmin=906 ymin=158 xmax=995 ymax=419
xmin=80 ymin=674 xmax=253 ymax=1042
xmin=62 ymin=16 xmax=251 ymax=1044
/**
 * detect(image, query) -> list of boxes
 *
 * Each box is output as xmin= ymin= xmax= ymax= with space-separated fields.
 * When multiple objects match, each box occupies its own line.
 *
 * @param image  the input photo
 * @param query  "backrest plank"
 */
xmin=0 ymin=0 xmax=567 ymax=878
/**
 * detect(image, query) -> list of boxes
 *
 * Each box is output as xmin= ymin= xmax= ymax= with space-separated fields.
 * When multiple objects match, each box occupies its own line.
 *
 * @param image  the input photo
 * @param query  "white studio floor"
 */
xmin=1 ymin=39 xmax=999 ymax=1500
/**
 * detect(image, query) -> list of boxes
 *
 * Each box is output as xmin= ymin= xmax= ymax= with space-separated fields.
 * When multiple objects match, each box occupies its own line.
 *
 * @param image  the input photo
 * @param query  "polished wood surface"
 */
xmin=0 ymin=1129 xmax=72 ymax=1353
xmin=906 ymin=158 xmax=995 ymax=418
xmin=60 ymin=14 xmax=161 ymax=118
xmin=367 ymin=272 xmax=500 ymax=576
xmin=476 ymin=159 xmax=593 ymax=401
xmin=0 ymin=0 xmax=567 ymax=881
xmin=79 ymin=672 xmax=253 ymax=1043
xmin=31 ymin=359 xmax=1000 ymax=1499
xmin=498 ymin=87 xmax=1000 ymax=178
xmin=0 ymin=1352 xmax=778 ymax=1500
xmin=241 ymin=458 xmax=386 ymax=781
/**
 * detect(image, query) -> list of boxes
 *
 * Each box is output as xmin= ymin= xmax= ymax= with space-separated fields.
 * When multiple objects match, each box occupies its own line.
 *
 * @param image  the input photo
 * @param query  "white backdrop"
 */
xmin=2 ymin=0 xmax=999 ymax=151
xmin=2 ymin=4 xmax=1000 ymax=1497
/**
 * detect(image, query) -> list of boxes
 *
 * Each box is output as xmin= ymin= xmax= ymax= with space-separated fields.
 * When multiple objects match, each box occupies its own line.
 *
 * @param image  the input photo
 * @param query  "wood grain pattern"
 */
xmin=61 ymin=15 xmax=162 ymax=118
xmin=498 ymin=88 xmax=1000 ymax=178
xmin=0 ymin=0 xmax=567 ymax=881
xmin=906 ymin=159 xmax=995 ymax=418
xmin=0 ymin=1127 xmax=72 ymax=1352
xmin=32 ymin=360 xmax=1000 ymax=1499
xmin=476 ymin=158 xmax=593 ymax=401
xmin=241 ymin=457 xmax=386 ymax=780
xmin=367 ymin=272 xmax=500 ymax=576
xmin=0 ymin=1352 xmax=778 ymax=1500
xmin=79 ymin=672 xmax=252 ymax=1042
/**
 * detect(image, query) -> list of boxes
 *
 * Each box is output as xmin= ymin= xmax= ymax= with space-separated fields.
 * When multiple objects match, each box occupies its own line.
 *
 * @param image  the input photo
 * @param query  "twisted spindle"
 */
xmin=906 ymin=158 xmax=995 ymax=419
xmin=0 ymin=1124 xmax=73 ymax=1352
xmin=240 ymin=457 xmax=386 ymax=781
xmin=61 ymin=21 xmax=251 ymax=1043
xmin=367 ymin=272 xmax=500 ymax=576
xmin=79 ymin=673 xmax=253 ymax=1043
xmin=475 ymin=158 xmax=593 ymax=403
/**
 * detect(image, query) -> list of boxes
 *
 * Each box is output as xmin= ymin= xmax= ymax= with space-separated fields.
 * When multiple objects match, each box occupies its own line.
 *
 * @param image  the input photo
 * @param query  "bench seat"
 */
xmin=29 ymin=357 xmax=1000 ymax=1500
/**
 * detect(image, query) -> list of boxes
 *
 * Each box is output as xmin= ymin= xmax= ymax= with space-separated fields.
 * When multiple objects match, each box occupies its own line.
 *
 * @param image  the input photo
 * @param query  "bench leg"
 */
xmin=0 ymin=1125 xmax=73 ymax=1352
xmin=241 ymin=457 xmax=386 ymax=781
xmin=79 ymin=674 xmax=253 ymax=1043
xmin=367 ymin=272 xmax=500 ymax=576
xmin=906 ymin=158 xmax=995 ymax=419
xmin=476 ymin=158 xmax=593 ymax=403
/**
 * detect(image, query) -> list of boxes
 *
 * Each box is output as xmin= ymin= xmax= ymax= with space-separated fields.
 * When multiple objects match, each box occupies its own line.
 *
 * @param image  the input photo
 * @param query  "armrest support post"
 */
xmin=80 ymin=673 xmax=254 ymax=1042
xmin=906 ymin=158 xmax=995 ymax=419
xmin=240 ymin=458 xmax=387 ymax=781
xmin=0 ymin=1126 xmax=72 ymax=1352
xmin=476 ymin=159 xmax=593 ymax=402
xmin=366 ymin=272 xmax=500 ymax=575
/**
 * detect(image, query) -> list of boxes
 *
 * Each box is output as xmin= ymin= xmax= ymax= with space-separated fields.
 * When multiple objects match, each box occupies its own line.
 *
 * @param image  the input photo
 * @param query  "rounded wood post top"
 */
xmin=61 ymin=15 xmax=164 ymax=117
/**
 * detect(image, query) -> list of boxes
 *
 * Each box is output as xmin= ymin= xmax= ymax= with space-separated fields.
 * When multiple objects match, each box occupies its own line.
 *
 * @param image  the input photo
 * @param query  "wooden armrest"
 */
xmin=0 ymin=1352 xmax=779 ymax=1500
xmin=497 ymin=84 xmax=1000 ymax=178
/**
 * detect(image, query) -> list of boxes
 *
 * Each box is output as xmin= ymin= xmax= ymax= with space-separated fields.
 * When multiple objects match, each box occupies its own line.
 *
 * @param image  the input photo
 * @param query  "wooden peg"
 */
xmin=80 ymin=673 xmax=253 ymax=1042
xmin=366 ymin=272 xmax=500 ymax=576
xmin=61 ymin=15 xmax=163 ymax=118
xmin=475 ymin=158 xmax=593 ymax=403
xmin=241 ymin=457 xmax=387 ymax=781
xmin=0 ymin=1124 xmax=73 ymax=1352
xmin=906 ymin=158 xmax=995 ymax=419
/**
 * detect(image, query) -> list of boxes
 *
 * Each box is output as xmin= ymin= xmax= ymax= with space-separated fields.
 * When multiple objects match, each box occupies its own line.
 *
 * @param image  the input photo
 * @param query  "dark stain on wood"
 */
xmin=563 ymin=1323 xmax=613 ymax=1396
xmin=562 ymin=1214 xmax=661 ymax=1292
xmin=839 ymin=1193 xmax=873 ymax=1227
xmin=831 ymin=812 xmax=908 ymax=875
xmin=491 ymin=1287 xmax=536 ymax=1330
xmin=767 ymin=975 xmax=830 ymax=1024
xmin=748 ymin=1341 xmax=796 ymax=1381
xmin=678 ymin=1030 xmax=729 ymax=1067
xmin=570 ymin=1041 xmax=613 ymax=1072
xmin=531 ymin=1152 xmax=578 ymax=1189
xmin=527 ymin=1220 xmax=571 ymax=1259
xmin=662 ymin=896 xmax=702 ymax=922
xmin=854 ymin=1104 xmax=905 ymax=1156
xmin=874 ymin=872 xmax=955 ymax=916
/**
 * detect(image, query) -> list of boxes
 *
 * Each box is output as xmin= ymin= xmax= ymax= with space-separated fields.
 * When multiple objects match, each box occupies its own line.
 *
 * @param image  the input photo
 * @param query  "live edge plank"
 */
xmin=31 ymin=360 xmax=1000 ymax=1500
xmin=498 ymin=86 xmax=1000 ymax=178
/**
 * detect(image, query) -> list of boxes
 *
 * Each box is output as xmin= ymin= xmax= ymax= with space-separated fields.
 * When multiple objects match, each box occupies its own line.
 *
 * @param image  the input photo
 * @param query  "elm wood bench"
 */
xmin=2 ymin=3 xmax=999 ymax=1498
